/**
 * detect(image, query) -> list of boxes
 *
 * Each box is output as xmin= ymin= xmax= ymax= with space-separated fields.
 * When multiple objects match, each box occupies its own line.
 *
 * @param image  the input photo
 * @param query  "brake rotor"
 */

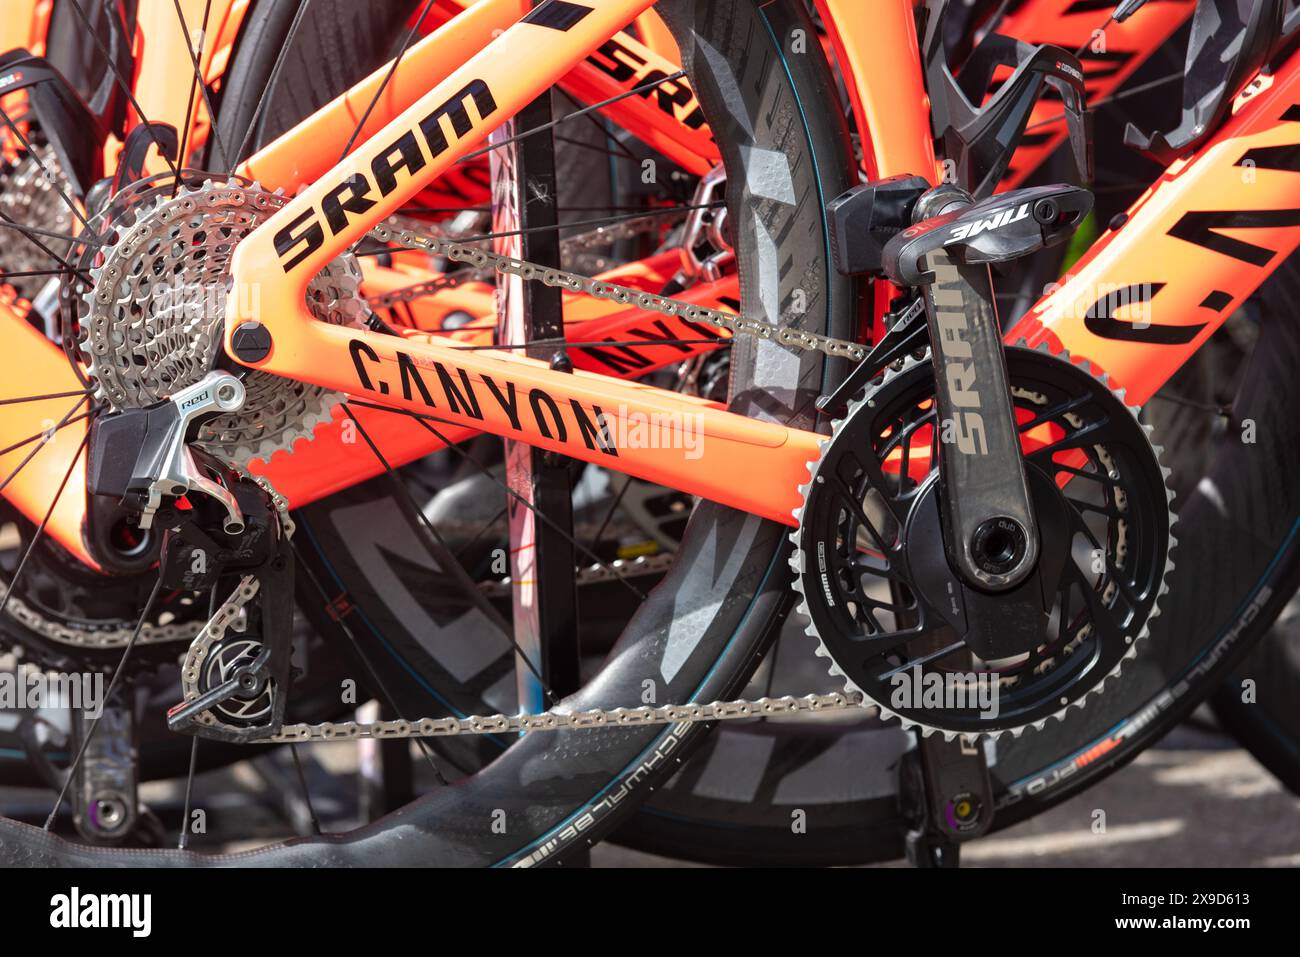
xmin=791 ymin=343 xmax=1175 ymax=739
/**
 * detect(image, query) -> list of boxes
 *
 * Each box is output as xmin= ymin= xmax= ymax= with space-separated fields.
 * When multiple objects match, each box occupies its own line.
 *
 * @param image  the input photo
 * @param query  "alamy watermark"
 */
xmin=0 ymin=670 xmax=106 ymax=718
xmin=151 ymin=279 xmax=260 ymax=325
xmin=890 ymin=664 xmax=1000 ymax=720
xmin=603 ymin=404 xmax=706 ymax=460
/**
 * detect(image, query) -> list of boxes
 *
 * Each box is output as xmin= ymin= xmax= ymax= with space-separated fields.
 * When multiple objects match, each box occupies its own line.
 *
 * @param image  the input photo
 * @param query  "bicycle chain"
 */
xmin=192 ymin=545 xmax=872 ymax=739
xmin=367 ymin=220 xmax=870 ymax=361
xmin=187 ymin=217 xmax=880 ymax=738
xmin=52 ymin=203 xmax=873 ymax=733
xmin=366 ymin=212 xmax=716 ymax=311
xmin=269 ymin=690 xmax=868 ymax=743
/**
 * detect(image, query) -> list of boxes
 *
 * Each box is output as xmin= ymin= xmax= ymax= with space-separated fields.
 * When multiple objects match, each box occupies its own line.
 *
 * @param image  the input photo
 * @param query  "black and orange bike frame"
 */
xmin=2 ymin=0 xmax=1296 ymax=573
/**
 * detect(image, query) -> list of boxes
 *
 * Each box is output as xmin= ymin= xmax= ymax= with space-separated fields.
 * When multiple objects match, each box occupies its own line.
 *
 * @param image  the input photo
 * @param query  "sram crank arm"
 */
xmin=920 ymin=247 xmax=1037 ymax=590
xmin=877 ymin=184 xmax=1091 ymax=589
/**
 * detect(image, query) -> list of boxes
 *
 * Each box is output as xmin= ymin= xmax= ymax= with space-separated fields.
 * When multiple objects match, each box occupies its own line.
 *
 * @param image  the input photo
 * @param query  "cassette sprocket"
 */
xmin=78 ymin=178 xmax=366 ymax=466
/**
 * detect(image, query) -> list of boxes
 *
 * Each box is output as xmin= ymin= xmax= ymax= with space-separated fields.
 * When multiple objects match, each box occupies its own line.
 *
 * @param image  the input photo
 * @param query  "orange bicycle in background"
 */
xmin=0 ymin=0 xmax=1294 ymax=868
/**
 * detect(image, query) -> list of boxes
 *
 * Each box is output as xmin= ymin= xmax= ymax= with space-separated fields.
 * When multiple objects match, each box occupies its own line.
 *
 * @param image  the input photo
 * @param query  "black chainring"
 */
xmin=795 ymin=344 xmax=1173 ymax=737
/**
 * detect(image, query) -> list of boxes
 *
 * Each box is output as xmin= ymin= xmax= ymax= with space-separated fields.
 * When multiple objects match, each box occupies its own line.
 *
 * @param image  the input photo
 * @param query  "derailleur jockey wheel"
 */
xmin=793 ymin=344 xmax=1174 ymax=739
xmin=196 ymin=634 xmax=276 ymax=729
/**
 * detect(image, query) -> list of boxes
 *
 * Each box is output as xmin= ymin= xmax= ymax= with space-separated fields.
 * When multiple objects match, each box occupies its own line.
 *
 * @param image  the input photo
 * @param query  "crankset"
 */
xmin=804 ymin=176 xmax=1173 ymax=739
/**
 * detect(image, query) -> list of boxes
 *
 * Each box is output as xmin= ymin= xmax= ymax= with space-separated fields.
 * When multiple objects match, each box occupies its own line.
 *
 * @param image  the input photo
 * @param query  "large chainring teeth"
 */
xmin=78 ymin=178 xmax=366 ymax=466
xmin=790 ymin=341 xmax=1176 ymax=741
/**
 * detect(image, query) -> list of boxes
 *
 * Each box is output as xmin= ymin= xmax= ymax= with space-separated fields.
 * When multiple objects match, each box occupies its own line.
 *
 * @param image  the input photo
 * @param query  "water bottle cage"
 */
xmin=921 ymin=0 xmax=1093 ymax=200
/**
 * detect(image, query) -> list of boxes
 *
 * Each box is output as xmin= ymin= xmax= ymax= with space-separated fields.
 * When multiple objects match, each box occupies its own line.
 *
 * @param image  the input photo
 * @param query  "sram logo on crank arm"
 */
xmin=922 ymin=246 xmax=1039 ymax=592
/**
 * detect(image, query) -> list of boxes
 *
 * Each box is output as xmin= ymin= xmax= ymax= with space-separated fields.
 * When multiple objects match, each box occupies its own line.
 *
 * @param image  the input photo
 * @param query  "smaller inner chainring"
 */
xmin=78 ymin=178 xmax=366 ymax=465
xmin=792 ymin=343 xmax=1174 ymax=739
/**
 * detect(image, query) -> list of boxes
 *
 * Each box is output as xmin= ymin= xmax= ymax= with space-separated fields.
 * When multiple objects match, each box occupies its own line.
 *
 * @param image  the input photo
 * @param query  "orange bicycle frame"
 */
xmin=224 ymin=0 xmax=1300 ymax=531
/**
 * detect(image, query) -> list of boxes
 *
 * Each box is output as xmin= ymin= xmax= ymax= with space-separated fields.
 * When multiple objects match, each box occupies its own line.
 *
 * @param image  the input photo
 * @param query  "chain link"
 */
xmin=269 ymin=690 xmax=869 ymax=743
xmin=367 ymin=221 xmax=869 ymax=362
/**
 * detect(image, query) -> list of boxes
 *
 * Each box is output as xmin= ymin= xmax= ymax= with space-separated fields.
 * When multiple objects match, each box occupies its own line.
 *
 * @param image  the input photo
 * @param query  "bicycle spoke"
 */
xmin=451 ymin=504 xmax=509 ymax=562
xmin=559 ymin=88 xmax=641 ymax=164
xmin=288 ymin=743 xmax=323 ymax=836
xmin=338 ymin=403 xmax=560 ymax=708
xmin=337 ymin=0 xmax=438 ymax=163
xmin=42 ymin=575 xmax=164 ymax=831
xmin=171 ymin=0 xmax=230 ymax=171
xmin=0 ymin=388 xmax=92 ymax=407
xmin=1026 ymin=72 xmax=1181 ymax=132
xmin=173 ymin=0 xmax=215 ymax=189
xmin=461 ymin=70 xmax=689 ymax=163
xmin=0 ymin=396 xmax=94 ymax=496
xmin=1149 ymin=391 xmax=1231 ymax=416
xmin=587 ymin=473 xmax=632 ymax=555
xmin=0 ymin=267 xmax=86 ymax=283
xmin=0 ymin=212 xmax=99 ymax=285
xmin=348 ymin=399 xmax=650 ymax=603
xmin=0 ymin=211 xmax=98 ymax=246
xmin=0 ymin=107 xmax=96 ymax=235
xmin=0 ymin=405 xmax=97 ymax=458
xmin=291 ymin=539 xmax=456 ymax=780
xmin=554 ymin=133 xmax=642 ymax=163
xmin=0 ymin=424 xmax=92 ymax=622
xmin=177 ymin=737 xmax=199 ymax=849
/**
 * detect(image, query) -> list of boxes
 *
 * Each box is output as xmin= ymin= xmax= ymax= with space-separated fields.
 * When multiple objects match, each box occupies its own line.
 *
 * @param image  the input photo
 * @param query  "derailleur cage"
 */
xmin=163 ymin=478 xmax=296 ymax=745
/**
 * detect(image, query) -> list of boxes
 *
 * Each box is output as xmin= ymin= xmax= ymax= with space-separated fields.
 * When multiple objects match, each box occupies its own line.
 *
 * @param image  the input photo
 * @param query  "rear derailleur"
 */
xmin=87 ymin=370 xmax=295 ymax=744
